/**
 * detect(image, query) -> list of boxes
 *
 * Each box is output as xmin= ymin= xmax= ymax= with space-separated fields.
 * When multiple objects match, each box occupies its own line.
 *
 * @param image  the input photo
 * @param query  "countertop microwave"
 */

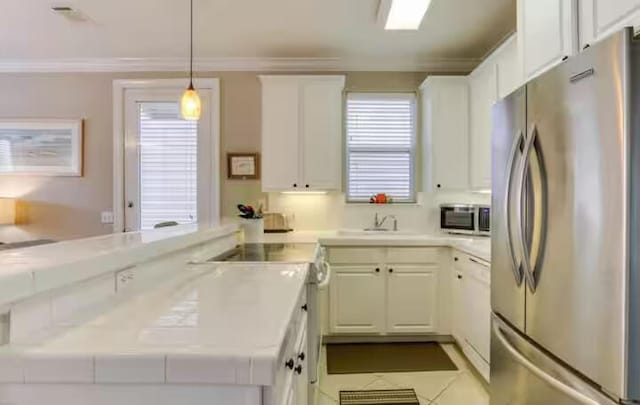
xmin=440 ymin=204 xmax=490 ymax=236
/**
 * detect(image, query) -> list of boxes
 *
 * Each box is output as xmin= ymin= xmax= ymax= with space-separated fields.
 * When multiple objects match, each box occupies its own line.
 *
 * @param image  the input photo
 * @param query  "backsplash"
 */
xmin=266 ymin=191 xmax=490 ymax=233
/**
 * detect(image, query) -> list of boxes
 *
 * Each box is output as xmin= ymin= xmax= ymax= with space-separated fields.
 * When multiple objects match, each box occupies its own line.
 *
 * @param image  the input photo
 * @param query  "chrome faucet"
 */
xmin=373 ymin=213 xmax=398 ymax=231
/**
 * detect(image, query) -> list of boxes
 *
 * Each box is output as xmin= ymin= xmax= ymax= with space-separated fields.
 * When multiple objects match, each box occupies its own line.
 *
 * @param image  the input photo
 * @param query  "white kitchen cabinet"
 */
xmin=495 ymin=35 xmax=522 ymax=99
xmin=420 ymin=76 xmax=470 ymax=192
xmin=329 ymin=265 xmax=385 ymax=334
xmin=452 ymin=251 xmax=490 ymax=382
xmin=327 ymin=247 xmax=443 ymax=336
xmin=451 ymin=256 xmax=465 ymax=344
xmin=518 ymin=0 xmax=578 ymax=81
xmin=469 ymin=60 xmax=497 ymax=191
xmin=260 ymin=75 xmax=345 ymax=192
xmin=386 ymin=265 xmax=438 ymax=333
xmin=261 ymin=80 xmax=300 ymax=191
xmin=579 ymin=0 xmax=640 ymax=48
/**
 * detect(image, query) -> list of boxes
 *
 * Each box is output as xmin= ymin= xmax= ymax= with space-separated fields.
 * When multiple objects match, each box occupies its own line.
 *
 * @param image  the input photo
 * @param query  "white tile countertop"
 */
xmin=0 ymin=262 xmax=309 ymax=386
xmin=260 ymin=231 xmax=491 ymax=262
xmin=0 ymin=223 xmax=239 ymax=307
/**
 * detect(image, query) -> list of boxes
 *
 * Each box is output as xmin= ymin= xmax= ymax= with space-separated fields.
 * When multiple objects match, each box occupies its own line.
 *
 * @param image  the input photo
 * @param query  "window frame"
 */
xmin=344 ymin=92 xmax=418 ymax=204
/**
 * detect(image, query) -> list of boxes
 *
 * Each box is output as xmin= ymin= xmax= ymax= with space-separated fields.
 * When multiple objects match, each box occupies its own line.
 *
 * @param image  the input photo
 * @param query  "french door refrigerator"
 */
xmin=491 ymin=27 xmax=640 ymax=405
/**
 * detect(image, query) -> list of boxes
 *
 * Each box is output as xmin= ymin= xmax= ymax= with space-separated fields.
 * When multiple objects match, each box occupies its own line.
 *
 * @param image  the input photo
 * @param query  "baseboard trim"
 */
xmin=323 ymin=334 xmax=455 ymax=344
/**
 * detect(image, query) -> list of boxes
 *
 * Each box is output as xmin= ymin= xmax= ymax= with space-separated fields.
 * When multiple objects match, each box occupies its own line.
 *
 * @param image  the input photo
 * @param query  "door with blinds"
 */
xmin=123 ymin=88 xmax=213 ymax=231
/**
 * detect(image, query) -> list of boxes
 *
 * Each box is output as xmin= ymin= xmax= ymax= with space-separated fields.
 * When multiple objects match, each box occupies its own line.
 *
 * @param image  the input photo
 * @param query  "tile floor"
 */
xmin=314 ymin=343 xmax=489 ymax=405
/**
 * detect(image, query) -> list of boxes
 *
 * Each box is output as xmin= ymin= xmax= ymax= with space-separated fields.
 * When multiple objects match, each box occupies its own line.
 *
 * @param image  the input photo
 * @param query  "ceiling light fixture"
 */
xmin=381 ymin=0 xmax=432 ymax=30
xmin=180 ymin=0 xmax=201 ymax=121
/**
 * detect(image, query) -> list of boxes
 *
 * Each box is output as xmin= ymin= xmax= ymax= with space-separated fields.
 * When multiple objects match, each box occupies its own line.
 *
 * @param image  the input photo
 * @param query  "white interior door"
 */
xmin=123 ymin=88 xmax=213 ymax=231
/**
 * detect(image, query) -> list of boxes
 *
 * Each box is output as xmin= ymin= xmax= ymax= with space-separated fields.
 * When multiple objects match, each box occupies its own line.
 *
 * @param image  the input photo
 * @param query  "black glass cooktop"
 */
xmin=209 ymin=243 xmax=317 ymax=262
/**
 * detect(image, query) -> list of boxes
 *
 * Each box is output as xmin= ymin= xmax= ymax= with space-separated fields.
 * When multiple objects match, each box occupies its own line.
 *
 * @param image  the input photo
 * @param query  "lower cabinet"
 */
xmin=386 ymin=265 xmax=438 ymax=334
xmin=327 ymin=247 xmax=441 ymax=335
xmin=452 ymin=250 xmax=491 ymax=382
xmin=451 ymin=260 xmax=465 ymax=344
xmin=329 ymin=265 xmax=385 ymax=334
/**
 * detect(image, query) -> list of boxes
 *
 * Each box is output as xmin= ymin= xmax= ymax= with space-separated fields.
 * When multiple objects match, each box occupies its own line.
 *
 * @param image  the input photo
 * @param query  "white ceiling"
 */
xmin=0 ymin=0 xmax=516 ymax=71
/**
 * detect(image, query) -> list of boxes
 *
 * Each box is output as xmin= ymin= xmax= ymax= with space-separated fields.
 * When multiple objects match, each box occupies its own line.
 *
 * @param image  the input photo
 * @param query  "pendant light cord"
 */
xmin=189 ymin=0 xmax=194 ymax=89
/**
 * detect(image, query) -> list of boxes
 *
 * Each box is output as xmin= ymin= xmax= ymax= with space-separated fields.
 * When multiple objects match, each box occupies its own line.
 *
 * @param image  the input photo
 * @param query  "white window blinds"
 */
xmin=138 ymin=102 xmax=198 ymax=230
xmin=346 ymin=93 xmax=417 ymax=202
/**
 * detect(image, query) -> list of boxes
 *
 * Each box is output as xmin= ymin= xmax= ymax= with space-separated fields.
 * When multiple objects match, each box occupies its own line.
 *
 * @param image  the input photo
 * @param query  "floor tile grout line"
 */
xmin=428 ymin=370 xmax=466 ymax=403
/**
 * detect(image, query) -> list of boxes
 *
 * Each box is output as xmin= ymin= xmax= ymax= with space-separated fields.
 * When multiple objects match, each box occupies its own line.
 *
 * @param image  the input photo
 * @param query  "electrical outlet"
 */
xmin=101 ymin=211 xmax=114 ymax=224
xmin=115 ymin=267 xmax=135 ymax=292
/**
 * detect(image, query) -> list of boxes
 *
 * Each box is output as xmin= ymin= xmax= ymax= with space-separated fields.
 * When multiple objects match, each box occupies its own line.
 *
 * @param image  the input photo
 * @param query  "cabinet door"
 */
xmin=261 ymin=79 xmax=300 ymax=191
xmin=421 ymin=77 xmax=469 ymax=191
xmin=579 ymin=0 xmax=640 ymax=47
xmin=386 ymin=265 xmax=438 ymax=334
xmin=301 ymin=80 xmax=343 ymax=190
xmin=451 ymin=257 xmax=465 ymax=344
xmin=495 ymin=35 xmax=521 ymax=99
xmin=463 ymin=259 xmax=491 ymax=362
xmin=469 ymin=62 xmax=497 ymax=190
xmin=329 ymin=265 xmax=385 ymax=334
xmin=518 ymin=0 xmax=578 ymax=81
xmin=294 ymin=333 xmax=308 ymax=405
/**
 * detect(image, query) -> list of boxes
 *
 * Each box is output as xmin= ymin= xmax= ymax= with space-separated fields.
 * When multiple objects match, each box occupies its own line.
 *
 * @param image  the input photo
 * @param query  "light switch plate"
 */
xmin=101 ymin=211 xmax=114 ymax=224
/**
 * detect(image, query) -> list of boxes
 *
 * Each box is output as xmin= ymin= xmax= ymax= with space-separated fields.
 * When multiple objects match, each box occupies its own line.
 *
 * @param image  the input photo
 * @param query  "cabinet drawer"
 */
xmin=386 ymin=247 xmax=439 ymax=264
xmin=327 ymin=248 xmax=384 ymax=264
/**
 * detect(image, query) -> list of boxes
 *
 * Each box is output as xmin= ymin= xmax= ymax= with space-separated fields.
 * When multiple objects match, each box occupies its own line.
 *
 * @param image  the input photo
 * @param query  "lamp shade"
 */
xmin=181 ymin=87 xmax=201 ymax=121
xmin=0 ymin=198 xmax=16 ymax=225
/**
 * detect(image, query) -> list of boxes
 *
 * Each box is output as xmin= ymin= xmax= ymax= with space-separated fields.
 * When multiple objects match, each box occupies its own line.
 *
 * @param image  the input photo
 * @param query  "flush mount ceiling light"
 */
xmin=180 ymin=0 xmax=201 ymax=121
xmin=378 ymin=0 xmax=432 ymax=30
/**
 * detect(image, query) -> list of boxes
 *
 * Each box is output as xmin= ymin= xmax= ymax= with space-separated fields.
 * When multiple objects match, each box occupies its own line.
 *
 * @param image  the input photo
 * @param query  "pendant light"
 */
xmin=181 ymin=0 xmax=201 ymax=120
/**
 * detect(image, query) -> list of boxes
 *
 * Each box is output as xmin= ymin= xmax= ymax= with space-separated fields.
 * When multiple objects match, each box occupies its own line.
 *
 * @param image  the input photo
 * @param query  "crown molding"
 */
xmin=0 ymin=56 xmax=480 ymax=73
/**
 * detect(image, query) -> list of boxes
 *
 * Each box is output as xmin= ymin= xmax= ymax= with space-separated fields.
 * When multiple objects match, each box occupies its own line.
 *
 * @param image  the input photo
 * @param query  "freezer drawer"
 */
xmin=490 ymin=314 xmax=617 ymax=405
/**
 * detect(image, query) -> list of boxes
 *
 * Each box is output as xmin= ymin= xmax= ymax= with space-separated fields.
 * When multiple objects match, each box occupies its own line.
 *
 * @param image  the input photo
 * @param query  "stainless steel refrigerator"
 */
xmin=491 ymin=27 xmax=640 ymax=405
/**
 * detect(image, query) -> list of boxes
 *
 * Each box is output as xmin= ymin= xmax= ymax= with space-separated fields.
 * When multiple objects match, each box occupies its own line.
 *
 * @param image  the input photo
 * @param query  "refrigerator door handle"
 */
xmin=493 ymin=319 xmax=602 ymax=405
xmin=504 ymin=130 xmax=524 ymax=286
xmin=518 ymin=124 xmax=538 ymax=290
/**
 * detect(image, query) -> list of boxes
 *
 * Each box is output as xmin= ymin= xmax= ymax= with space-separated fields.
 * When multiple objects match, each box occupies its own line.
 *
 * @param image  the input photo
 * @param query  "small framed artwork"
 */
xmin=227 ymin=153 xmax=259 ymax=180
xmin=0 ymin=119 xmax=83 ymax=176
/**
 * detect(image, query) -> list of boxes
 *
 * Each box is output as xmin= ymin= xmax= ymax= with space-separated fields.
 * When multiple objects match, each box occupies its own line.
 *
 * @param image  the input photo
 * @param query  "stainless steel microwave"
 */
xmin=440 ymin=204 xmax=490 ymax=236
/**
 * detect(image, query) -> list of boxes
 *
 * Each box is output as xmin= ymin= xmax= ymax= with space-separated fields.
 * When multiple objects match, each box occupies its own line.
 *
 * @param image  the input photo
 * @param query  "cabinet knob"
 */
xmin=457 ymin=274 xmax=463 ymax=280
xmin=388 ymin=268 xmax=394 ymax=273
xmin=562 ymin=55 xmax=569 ymax=61
xmin=454 ymin=257 xmax=458 ymax=261
xmin=294 ymin=365 xmax=303 ymax=375
xmin=436 ymin=184 xmax=441 ymax=189
xmin=293 ymin=183 xmax=298 ymax=188
xmin=298 ymin=352 xmax=305 ymax=361
xmin=301 ymin=304 xmax=308 ymax=312
xmin=305 ymin=184 xmax=309 ymax=188
xmin=285 ymin=359 xmax=294 ymax=369
xmin=375 ymin=267 xmax=380 ymax=273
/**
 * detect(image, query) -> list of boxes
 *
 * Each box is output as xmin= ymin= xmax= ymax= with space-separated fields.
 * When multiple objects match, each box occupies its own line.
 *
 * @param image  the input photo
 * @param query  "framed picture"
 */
xmin=227 ymin=153 xmax=259 ymax=179
xmin=0 ymin=119 xmax=83 ymax=176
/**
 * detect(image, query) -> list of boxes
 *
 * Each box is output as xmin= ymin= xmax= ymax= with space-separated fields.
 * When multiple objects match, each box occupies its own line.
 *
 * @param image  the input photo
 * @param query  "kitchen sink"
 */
xmin=338 ymin=229 xmax=420 ymax=236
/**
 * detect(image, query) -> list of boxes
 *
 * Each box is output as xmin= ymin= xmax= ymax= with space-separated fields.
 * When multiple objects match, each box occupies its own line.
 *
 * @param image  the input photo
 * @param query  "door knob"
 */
xmin=127 ymin=201 xmax=134 ymax=208
xmin=285 ymin=359 xmax=294 ymax=369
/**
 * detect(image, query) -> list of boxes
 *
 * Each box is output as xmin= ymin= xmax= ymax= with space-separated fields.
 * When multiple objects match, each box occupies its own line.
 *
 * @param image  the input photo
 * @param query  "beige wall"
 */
xmin=0 ymin=71 xmax=427 ymax=242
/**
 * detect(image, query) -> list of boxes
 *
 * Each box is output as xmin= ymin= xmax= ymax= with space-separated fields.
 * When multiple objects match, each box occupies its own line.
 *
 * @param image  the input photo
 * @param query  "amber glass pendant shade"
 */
xmin=181 ymin=83 xmax=201 ymax=120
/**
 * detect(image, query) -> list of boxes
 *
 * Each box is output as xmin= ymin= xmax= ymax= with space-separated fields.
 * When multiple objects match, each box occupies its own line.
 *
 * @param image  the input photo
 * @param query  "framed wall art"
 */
xmin=227 ymin=153 xmax=259 ymax=180
xmin=0 ymin=119 xmax=83 ymax=176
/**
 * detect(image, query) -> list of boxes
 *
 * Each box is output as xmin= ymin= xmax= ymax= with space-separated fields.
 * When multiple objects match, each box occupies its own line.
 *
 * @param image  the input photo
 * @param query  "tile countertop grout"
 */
xmin=257 ymin=231 xmax=491 ymax=262
xmin=0 ymin=223 xmax=240 ymax=308
xmin=0 ymin=262 xmax=310 ymax=386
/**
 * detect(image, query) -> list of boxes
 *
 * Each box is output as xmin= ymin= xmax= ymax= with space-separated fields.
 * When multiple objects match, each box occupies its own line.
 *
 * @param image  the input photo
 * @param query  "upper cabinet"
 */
xmin=420 ymin=76 xmax=469 ymax=192
xmin=468 ymin=60 xmax=497 ymax=191
xmin=518 ymin=0 xmax=578 ymax=81
xmin=579 ymin=0 xmax=640 ymax=48
xmin=260 ymin=75 xmax=345 ymax=192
